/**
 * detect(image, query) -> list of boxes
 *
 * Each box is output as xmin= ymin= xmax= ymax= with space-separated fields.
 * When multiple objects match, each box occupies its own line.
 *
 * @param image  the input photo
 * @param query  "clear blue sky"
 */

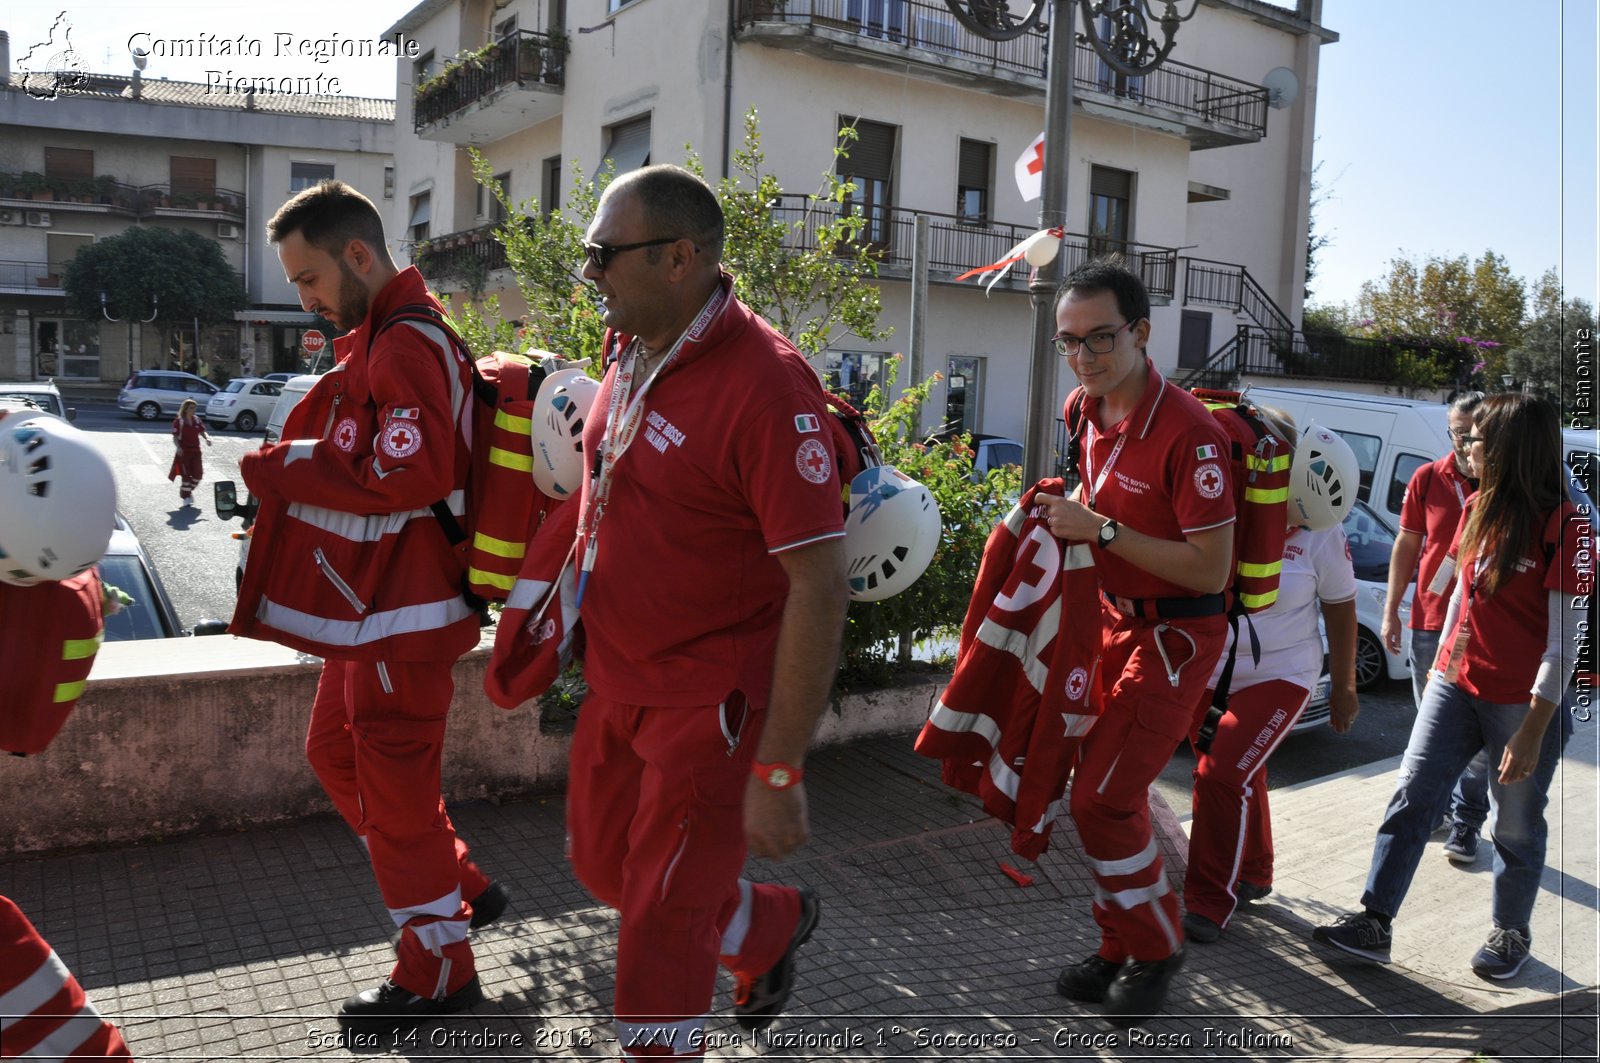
xmin=8 ymin=0 xmax=1597 ymax=312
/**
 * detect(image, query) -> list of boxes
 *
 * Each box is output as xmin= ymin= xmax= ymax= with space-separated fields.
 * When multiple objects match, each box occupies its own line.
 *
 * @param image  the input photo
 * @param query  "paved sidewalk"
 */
xmin=4 ymin=723 xmax=1596 ymax=1061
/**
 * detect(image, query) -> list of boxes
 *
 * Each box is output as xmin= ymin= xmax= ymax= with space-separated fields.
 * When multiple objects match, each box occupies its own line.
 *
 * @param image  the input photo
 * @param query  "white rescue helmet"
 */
xmin=1289 ymin=422 xmax=1359 ymax=531
xmin=0 ymin=412 xmax=117 ymax=585
xmin=530 ymin=367 xmax=603 ymax=500
xmin=843 ymin=465 xmax=942 ymax=601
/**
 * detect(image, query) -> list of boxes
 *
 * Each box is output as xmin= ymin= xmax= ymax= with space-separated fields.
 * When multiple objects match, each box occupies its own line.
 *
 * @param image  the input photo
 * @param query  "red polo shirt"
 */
xmin=1069 ymin=360 xmax=1235 ymax=599
xmin=577 ymin=278 xmax=845 ymax=708
xmin=1438 ymin=499 xmax=1593 ymax=704
xmin=1399 ymin=453 xmax=1476 ymax=631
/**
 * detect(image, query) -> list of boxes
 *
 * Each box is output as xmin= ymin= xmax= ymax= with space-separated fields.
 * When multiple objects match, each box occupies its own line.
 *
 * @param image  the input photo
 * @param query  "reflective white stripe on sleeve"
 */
xmin=506 ymin=577 xmax=554 ymax=612
xmin=257 ymin=594 xmax=475 ymax=646
xmin=1088 ymin=837 xmax=1159 ymax=879
xmin=0 ymin=949 xmax=69 ymax=1029
xmin=284 ymin=440 xmax=319 ymax=466
xmin=973 ymin=607 xmax=1058 ymax=694
xmin=287 ymin=490 xmax=466 ymax=543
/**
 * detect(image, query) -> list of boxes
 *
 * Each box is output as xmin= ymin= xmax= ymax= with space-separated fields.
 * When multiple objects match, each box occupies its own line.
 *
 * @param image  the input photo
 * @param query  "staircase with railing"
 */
xmin=1178 ymin=258 xmax=1304 ymax=388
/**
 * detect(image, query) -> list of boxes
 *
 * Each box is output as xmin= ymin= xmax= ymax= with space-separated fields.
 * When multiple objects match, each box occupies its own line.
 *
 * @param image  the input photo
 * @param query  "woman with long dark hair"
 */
xmin=1313 ymin=393 xmax=1591 ymax=980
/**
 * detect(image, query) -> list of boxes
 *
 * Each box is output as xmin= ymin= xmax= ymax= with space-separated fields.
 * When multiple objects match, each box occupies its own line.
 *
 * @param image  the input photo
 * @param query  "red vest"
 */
xmin=0 ymin=896 xmax=132 ymax=1058
xmin=0 ymin=572 xmax=104 ymax=755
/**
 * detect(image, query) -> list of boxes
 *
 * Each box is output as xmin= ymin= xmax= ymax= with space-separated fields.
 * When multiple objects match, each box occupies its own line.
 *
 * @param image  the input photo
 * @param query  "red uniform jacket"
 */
xmin=915 ymin=480 xmax=1103 ymax=859
xmin=0 ymin=571 xmax=105 ymax=755
xmin=229 ymin=268 xmax=478 ymax=661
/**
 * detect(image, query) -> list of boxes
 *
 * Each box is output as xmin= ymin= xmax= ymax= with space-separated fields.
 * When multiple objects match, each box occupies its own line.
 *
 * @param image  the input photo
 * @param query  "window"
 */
xmin=1093 ymin=15 xmax=1144 ymax=98
xmin=957 ymin=139 xmax=992 ymax=224
xmin=824 ymin=351 xmax=886 ymax=412
xmin=838 ymin=117 xmax=897 ymax=251
xmin=1088 ymin=165 xmax=1132 ymax=258
xmin=44 ymin=147 xmax=93 ymax=184
xmin=1330 ymin=428 xmax=1382 ymax=503
xmin=170 ymin=156 xmax=217 ymax=202
xmin=289 ymin=162 xmax=335 ymax=194
xmin=541 ymin=155 xmax=562 ymax=217
xmin=495 ymin=15 xmax=518 ymax=41
xmin=608 ymin=0 xmax=642 ymax=11
xmin=1386 ymin=452 xmax=1430 ymax=516
xmin=407 ymin=191 xmax=432 ymax=244
xmin=478 ymin=171 xmax=511 ymax=223
xmin=601 ymin=116 xmax=652 ymax=179
xmin=413 ymin=50 xmax=436 ymax=85
xmin=47 ymin=232 xmax=92 ymax=276
xmin=847 ymin=0 xmax=906 ymax=41
xmin=943 ymin=356 xmax=985 ymax=435
xmin=383 ymin=164 xmax=395 ymax=200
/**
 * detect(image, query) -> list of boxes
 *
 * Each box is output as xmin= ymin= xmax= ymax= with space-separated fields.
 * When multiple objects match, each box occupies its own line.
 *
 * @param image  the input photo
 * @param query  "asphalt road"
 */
xmin=70 ymin=393 xmax=1423 ymax=799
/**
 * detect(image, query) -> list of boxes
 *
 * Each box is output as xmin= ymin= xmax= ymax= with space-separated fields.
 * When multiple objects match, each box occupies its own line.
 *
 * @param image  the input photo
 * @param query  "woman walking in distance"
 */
xmin=1314 ymin=393 xmax=1593 ymax=980
xmin=170 ymin=397 xmax=211 ymax=509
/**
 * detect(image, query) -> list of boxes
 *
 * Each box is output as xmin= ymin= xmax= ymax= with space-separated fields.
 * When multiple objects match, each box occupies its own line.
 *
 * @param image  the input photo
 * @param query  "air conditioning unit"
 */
xmin=216 ymin=222 xmax=240 ymax=240
xmin=24 ymin=211 xmax=52 ymax=227
xmin=0 ymin=209 xmax=21 ymax=226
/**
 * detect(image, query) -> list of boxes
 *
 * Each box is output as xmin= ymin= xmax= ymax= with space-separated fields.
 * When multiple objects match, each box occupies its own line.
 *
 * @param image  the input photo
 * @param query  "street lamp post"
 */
xmin=943 ymin=0 xmax=1199 ymax=484
xmin=102 ymin=289 xmax=159 ymax=378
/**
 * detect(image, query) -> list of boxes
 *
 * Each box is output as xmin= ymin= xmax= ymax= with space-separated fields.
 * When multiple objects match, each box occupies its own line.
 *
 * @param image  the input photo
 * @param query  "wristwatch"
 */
xmin=1096 ymin=518 xmax=1120 ymax=548
xmin=752 ymin=760 xmax=804 ymax=790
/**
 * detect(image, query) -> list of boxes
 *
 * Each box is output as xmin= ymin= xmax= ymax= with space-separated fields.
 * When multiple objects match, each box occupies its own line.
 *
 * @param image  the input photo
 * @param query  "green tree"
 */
xmin=1509 ymin=268 xmax=1596 ymax=424
xmin=63 ymin=226 xmax=246 ymax=335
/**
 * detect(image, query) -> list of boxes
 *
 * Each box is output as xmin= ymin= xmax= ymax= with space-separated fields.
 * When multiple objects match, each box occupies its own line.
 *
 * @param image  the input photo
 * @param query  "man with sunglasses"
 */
xmin=1385 ymin=391 xmax=1490 ymax=863
xmin=1036 ymin=259 xmax=1236 ymax=1025
xmin=566 ymin=164 xmax=849 ymax=1058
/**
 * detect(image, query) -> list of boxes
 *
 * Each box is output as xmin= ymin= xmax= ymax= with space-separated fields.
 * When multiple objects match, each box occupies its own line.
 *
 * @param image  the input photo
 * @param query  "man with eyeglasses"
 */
xmin=1036 ymin=259 xmax=1236 ymax=1026
xmin=1385 ymin=391 xmax=1490 ymax=864
xmin=566 ymin=164 xmax=849 ymax=1058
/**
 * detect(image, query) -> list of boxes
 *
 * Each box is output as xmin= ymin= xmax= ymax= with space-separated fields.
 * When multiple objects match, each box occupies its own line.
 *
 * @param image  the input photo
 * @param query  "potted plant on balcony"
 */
xmin=93 ymin=174 xmax=119 ymax=204
xmin=19 ymin=172 xmax=51 ymax=200
xmin=543 ymin=29 xmax=569 ymax=83
xmin=517 ymin=33 xmax=544 ymax=81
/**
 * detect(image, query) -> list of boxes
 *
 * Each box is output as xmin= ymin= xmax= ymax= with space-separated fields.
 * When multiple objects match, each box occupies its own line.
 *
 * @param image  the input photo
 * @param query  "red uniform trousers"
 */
xmin=305 ymin=658 xmax=478 ymax=999
xmin=1182 ymin=679 xmax=1310 ymax=926
xmin=0 ymin=896 xmax=133 ymax=1060
xmin=567 ymin=694 xmax=803 ymax=1060
xmin=1070 ymin=610 xmax=1227 ymax=963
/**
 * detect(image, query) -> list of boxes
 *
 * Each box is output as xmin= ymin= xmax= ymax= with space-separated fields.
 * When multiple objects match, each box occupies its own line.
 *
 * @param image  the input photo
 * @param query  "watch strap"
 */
xmin=752 ymin=760 xmax=803 ymax=790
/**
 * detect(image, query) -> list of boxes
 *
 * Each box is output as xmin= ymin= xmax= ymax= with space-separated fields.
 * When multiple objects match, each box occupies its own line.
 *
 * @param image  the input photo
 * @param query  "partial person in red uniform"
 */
xmin=1037 ymin=258 xmax=1235 ymax=1025
xmin=566 ymin=165 xmax=849 ymax=1059
xmin=1384 ymin=392 xmax=1489 ymax=863
xmin=169 ymin=398 xmax=211 ymax=509
xmin=1182 ymin=415 xmax=1362 ymax=943
xmin=230 ymin=180 xmax=505 ymax=1035
xmin=0 ymin=404 xmax=133 ymax=1060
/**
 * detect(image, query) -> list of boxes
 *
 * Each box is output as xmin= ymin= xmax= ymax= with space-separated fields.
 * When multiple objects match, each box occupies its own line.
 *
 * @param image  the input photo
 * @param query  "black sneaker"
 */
xmin=1235 ymin=880 xmax=1272 ymax=903
xmin=1442 ymin=824 xmax=1480 ymax=865
xmin=1054 ymin=954 xmax=1121 ymax=1003
xmin=1104 ymin=948 xmax=1186 ymax=1028
xmin=469 ymin=881 xmax=510 ymax=930
xmin=733 ymin=888 xmax=820 ymax=1032
xmin=338 ymin=976 xmax=484 ymax=1036
xmin=1471 ymin=926 xmax=1531 ymax=981
xmin=1182 ymin=912 xmax=1222 ymax=943
xmin=1313 ymin=912 xmax=1392 ymax=963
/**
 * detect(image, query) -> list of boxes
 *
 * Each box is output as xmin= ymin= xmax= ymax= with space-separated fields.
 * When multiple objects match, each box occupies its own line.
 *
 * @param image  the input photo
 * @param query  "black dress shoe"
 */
xmin=469 ymin=881 xmax=510 ymax=929
xmin=1104 ymin=948 xmax=1185 ymax=1028
xmin=1054 ymin=954 xmax=1122 ymax=1004
xmin=338 ymin=976 xmax=484 ymax=1036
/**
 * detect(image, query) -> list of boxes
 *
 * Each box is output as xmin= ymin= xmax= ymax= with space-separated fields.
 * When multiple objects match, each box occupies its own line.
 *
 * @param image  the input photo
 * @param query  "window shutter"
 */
xmin=958 ymin=140 xmax=990 ymax=189
xmin=171 ymin=156 xmax=217 ymax=199
xmin=839 ymin=119 xmax=896 ymax=180
xmin=45 ymin=147 xmax=93 ymax=183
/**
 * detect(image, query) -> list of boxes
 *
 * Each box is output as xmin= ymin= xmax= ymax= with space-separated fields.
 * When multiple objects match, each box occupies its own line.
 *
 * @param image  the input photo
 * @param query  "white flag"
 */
xmin=1014 ymin=131 xmax=1045 ymax=202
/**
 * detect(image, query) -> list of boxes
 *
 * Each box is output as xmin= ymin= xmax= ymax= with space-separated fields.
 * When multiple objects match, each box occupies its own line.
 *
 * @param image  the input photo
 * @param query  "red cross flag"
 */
xmin=1014 ymin=131 xmax=1045 ymax=202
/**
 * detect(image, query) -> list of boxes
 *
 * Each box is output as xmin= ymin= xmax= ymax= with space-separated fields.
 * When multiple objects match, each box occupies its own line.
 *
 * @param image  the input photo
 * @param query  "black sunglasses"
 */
xmin=584 ymin=236 xmax=687 ymax=272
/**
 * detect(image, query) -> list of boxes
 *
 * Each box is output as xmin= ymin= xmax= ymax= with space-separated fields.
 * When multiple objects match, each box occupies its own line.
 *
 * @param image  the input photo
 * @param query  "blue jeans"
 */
xmin=1409 ymin=628 xmax=1490 ymax=832
xmin=1362 ymin=679 xmax=1571 ymax=930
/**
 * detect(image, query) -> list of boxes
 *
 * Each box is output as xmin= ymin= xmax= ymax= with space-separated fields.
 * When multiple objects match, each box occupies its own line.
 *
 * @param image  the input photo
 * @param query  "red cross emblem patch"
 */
xmin=332 ymin=417 xmax=359 ymax=453
xmin=382 ymin=420 xmax=424 ymax=460
xmin=1193 ymin=461 xmax=1225 ymax=500
xmin=795 ymin=439 xmax=832 ymax=484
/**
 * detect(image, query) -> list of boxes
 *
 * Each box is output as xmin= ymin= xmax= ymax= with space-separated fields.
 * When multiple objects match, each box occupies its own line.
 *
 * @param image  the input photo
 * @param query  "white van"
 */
xmin=262 ymin=373 xmax=319 ymax=445
xmin=1240 ymin=386 xmax=1453 ymax=534
xmin=217 ymin=374 xmax=319 ymax=585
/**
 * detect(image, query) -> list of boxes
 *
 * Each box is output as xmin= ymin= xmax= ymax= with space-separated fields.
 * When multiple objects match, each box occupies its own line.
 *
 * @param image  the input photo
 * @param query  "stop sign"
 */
xmin=301 ymin=329 xmax=327 ymax=356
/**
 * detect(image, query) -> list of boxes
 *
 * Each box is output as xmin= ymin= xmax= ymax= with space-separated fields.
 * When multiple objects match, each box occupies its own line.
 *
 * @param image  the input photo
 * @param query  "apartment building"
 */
xmin=389 ymin=0 xmax=1333 ymax=439
xmin=0 ymin=32 xmax=395 ymax=384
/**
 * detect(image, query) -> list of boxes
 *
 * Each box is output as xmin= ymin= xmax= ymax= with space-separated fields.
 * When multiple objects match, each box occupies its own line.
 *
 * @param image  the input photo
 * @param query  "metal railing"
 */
xmin=1179 ymin=325 xmax=1475 ymax=391
xmin=135 ymin=185 xmax=245 ymax=214
xmin=768 ymin=195 xmax=1178 ymax=297
xmin=0 ymin=176 xmax=242 ymax=215
xmin=0 ymin=260 xmax=67 ymax=292
xmin=414 ymin=30 xmax=567 ymax=131
xmin=412 ymin=224 xmax=510 ymax=285
xmin=736 ymin=0 xmax=1266 ymax=137
xmin=1183 ymin=257 xmax=1295 ymax=336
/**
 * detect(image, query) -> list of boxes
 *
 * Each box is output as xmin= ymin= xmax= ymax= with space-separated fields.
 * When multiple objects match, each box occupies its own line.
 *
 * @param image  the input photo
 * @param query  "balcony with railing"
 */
xmin=414 ymin=30 xmax=568 ymax=145
xmin=735 ymin=0 xmax=1267 ymax=145
xmin=412 ymin=224 xmax=510 ymax=289
xmin=768 ymin=194 xmax=1178 ymax=298
xmin=0 ymin=173 xmax=244 ymax=222
xmin=0 ymin=260 xmax=69 ymax=295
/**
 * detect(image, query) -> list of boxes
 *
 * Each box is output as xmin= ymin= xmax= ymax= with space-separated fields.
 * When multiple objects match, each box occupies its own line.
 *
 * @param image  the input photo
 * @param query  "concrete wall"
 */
xmin=1 ymin=634 xmax=943 ymax=855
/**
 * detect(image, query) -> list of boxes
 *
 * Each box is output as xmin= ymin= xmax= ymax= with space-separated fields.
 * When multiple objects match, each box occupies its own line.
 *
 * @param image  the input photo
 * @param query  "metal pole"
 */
xmin=909 ymin=214 xmax=930 ymax=437
xmin=1021 ymin=0 xmax=1076 ymax=485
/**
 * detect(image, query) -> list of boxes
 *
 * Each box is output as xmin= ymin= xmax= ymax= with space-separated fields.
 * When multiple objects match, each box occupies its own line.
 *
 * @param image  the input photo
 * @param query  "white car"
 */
xmin=206 ymin=377 xmax=284 ymax=432
xmin=0 ymin=381 xmax=73 ymax=421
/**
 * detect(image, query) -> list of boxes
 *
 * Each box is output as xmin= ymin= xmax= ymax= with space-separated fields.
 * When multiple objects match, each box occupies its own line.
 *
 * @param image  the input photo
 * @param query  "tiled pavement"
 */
xmin=4 ymin=726 xmax=1596 ymax=1061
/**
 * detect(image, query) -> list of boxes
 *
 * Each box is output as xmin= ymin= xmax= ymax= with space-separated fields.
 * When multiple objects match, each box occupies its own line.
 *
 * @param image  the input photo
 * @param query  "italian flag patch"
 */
xmin=1195 ymin=443 xmax=1218 ymax=460
xmin=794 ymin=413 xmax=820 ymax=433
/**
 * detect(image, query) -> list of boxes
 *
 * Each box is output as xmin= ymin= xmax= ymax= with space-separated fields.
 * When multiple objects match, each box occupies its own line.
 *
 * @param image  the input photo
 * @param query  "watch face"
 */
xmin=767 ymin=767 xmax=793 ymax=788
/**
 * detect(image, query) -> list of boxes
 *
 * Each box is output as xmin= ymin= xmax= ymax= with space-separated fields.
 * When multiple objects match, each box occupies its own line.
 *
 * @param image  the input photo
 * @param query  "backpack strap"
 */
xmin=823 ymin=388 xmax=882 ymax=472
xmin=1064 ymin=388 xmax=1088 ymax=475
xmin=370 ymin=304 xmax=476 ymax=549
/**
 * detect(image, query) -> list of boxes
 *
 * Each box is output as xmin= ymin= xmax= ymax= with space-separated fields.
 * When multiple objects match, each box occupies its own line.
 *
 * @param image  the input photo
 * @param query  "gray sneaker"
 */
xmin=1313 ymin=912 xmax=1392 ymax=963
xmin=1470 ymin=926 xmax=1531 ymax=981
xmin=1443 ymin=824 xmax=1479 ymax=864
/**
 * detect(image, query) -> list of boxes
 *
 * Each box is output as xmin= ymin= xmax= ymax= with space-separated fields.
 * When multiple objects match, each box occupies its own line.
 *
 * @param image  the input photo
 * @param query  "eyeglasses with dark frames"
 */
xmin=583 ymin=237 xmax=689 ymax=272
xmin=1053 ymin=319 xmax=1137 ymax=357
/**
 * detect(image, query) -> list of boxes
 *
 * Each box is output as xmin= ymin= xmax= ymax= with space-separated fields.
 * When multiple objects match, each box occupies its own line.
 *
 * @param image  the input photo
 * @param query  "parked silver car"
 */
xmin=117 ymin=370 xmax=217 ymax=421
